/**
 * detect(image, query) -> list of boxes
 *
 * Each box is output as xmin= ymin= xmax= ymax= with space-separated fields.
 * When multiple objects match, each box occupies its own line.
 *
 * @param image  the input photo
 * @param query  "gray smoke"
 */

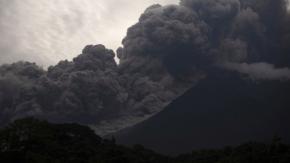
xmin=119 ymin=0 xmax=290 ymax=81
xmin=224 ymin=62 xmax=290 ymax=80
xmin=0 ymin=44 xmax=196 ymax=135
xmin=1 ymin=0 xmax=290 ymax=135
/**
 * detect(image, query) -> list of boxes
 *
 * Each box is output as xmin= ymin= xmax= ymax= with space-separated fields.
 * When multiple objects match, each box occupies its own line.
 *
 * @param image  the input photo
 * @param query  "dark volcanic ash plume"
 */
xmin=0 ymin=44 xmax=195 ymax=135
xmin=0 ymin=0 xmax=290 ymax=135
xmin=120 ymin=0 xmax=290 ymax=80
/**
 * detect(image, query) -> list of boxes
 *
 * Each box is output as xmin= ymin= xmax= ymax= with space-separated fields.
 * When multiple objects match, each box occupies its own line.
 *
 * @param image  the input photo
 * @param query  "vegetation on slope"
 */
xmin=0 ymin=118 xmax=290 ymax=163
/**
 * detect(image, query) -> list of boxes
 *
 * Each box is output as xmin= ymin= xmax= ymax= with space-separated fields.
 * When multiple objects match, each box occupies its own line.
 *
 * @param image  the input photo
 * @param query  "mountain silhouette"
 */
xmin=115 ymin=70 xmax=290 ymax=154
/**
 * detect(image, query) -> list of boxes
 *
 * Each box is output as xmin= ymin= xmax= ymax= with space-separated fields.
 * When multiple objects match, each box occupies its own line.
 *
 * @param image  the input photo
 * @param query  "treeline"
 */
xmin=0 ymin=118 xmax=289 ymax=163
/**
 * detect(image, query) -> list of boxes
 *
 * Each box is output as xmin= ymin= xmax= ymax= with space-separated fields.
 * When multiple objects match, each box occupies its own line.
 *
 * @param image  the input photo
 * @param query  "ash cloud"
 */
xmin=224 ymin=62 xmax=290 ymax=80
xmin=0 ymin=44 xmax=194 ymax=135
xmin=1 ymin=0 xmax=290 ymax=135
xmin=120 ymin=0 xmax=290 ymax=80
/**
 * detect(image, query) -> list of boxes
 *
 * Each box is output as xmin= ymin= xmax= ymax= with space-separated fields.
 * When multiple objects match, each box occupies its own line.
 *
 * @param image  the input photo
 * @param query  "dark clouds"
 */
xmin=180 ymin=0 xmax=290 ymax=79
xmin=119 ymin=0 xmax=290 ymax=80
xmin=0 ymin=44 xmax=193 ymax=135
xmin=0 ymin=0 xmax=290 ymax=135
xmin=180 ymin=0 xmax=241 ymax=24
xmin=119 ymin=4 xmax=211 ymax=80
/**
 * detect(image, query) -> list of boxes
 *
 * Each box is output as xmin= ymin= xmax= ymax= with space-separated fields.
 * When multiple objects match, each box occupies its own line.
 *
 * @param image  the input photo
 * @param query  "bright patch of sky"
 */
xmin=0 ymin=0 xmax=178 ymax=67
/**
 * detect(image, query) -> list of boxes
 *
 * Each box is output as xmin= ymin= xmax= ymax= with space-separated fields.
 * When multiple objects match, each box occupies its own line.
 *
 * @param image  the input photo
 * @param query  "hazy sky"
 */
xmin=0 ymin=0 xmax=178 ymax=67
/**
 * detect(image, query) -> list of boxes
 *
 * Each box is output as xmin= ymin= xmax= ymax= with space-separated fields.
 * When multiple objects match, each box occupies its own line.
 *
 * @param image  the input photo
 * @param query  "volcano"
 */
xmin=115 ymin=70 xmax=290 ymax=154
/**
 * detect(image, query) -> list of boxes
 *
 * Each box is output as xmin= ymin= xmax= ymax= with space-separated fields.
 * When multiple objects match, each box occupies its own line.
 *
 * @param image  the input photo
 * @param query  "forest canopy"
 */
xmin=0 ymin=118 xmax=290 ymax=163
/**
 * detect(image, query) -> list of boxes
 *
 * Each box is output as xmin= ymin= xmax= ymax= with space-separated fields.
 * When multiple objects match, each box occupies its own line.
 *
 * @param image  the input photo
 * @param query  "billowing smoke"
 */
xmin=119 ymin=0 xmax=290 ymax=81
xmin=224 ymin=62 xmax=290 ymax=80
xmin=0 ymin=44 xmax=196 ymax=135
xmin=0 ymin=0 xmax=290 ymax=135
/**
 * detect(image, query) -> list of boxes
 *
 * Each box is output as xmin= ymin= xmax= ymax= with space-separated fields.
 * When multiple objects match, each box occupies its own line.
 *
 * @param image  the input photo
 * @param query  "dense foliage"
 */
xmin=0 ymin=118 xmax=290 ymax=163
xmin=0 ymin=118 xmax=168 ymax=163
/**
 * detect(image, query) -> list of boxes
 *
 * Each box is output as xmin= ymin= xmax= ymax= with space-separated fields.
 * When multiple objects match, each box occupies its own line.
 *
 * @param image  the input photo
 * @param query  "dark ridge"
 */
xmin=115 ymin=70 xmax=290 ymax=154
xmin=1 ymin=118 xmax=290 ymax=163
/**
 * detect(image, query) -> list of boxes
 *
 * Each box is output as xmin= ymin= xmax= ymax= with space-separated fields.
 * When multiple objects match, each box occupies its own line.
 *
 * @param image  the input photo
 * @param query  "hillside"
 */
xmin=115 ymin=71 xmax=290 ymax=154
xmin=1 ymin=118 xmax=290 ymax=163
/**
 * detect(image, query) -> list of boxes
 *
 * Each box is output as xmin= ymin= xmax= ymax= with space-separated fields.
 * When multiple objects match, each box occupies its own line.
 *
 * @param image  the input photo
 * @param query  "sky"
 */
xmin=1 ymin=0 xmax=290 ymax=139
xmin=0 ymin=0 xmax=178 ymax=67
